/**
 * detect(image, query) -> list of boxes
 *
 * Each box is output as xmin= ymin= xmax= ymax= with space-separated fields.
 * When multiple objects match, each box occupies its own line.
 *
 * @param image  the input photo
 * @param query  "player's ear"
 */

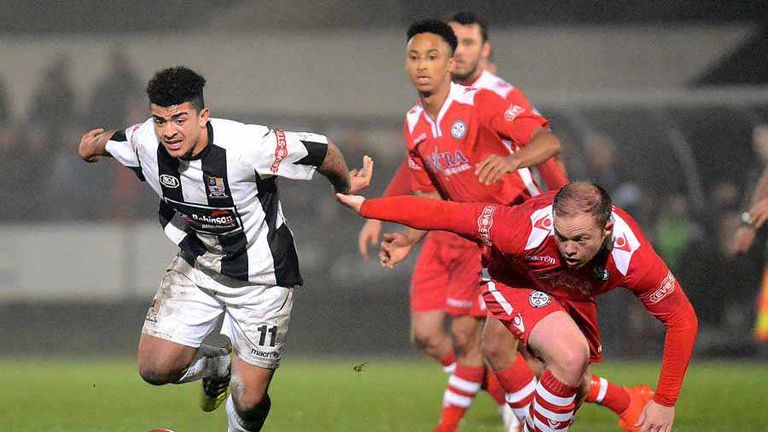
xmin=603 ymin=220 xmax=614 ymax=239
xmin=446 ymin=55 xmax=455 ymax=74
xmin=481 ymin=41 xmax=492 ymax=60
xmin=198 ymin=107 xmax=210 ymax=126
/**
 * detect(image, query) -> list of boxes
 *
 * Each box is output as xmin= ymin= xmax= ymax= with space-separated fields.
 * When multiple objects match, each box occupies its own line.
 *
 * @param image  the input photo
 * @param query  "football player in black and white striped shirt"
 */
xmin=78 ymin=66 xmax=373 ymax=431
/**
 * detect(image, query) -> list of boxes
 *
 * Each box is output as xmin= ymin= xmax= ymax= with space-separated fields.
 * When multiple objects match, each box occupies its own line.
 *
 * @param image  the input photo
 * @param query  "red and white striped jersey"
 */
xmin=404 ymin=82 xmax=548 ymax=205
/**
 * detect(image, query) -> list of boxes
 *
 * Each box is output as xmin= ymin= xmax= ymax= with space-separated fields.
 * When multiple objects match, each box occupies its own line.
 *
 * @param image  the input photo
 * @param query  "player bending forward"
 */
xmin=338 ymin=182 xmax=697 ymax=432
xmin=78 ymin=66 xmax=372 ymax=432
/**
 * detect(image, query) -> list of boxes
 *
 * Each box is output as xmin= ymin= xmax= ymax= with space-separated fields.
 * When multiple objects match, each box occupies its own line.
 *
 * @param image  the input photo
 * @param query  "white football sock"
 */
xmin=175 ymin=344 xmax=230 ymax=384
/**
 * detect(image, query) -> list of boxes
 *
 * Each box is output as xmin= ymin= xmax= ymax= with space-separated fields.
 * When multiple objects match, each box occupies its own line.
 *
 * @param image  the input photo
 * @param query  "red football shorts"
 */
xmin=410 ymin=231 xmax=486 ymax=317
xmin=482 ymin=280 xmax=603 ymax=363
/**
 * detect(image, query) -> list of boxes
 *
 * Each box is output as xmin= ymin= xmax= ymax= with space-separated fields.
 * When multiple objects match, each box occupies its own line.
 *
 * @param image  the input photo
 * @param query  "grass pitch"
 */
xmin=1 ymin=358 xmax=766 ymax=431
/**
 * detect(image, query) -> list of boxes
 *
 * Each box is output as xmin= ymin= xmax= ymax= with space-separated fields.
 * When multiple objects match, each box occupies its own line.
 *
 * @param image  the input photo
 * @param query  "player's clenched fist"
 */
xmin=475 ymin=154 xmax=518 ymax=185
xmin=78 ymin=128 xmax=114 ymax=163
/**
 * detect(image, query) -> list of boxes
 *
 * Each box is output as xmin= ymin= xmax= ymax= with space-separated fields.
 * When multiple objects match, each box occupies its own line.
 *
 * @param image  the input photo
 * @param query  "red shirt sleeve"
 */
xmin=537 ymin=158 xmax=569 ymax=190
xmin=382 ymin=157 xmax=413 ymax=197
xmin=503 ymin=87 xmax=568 ymax=190
xmin=626 ymin=246 xmax=698 ymax=407
xmin=475 ymin=89 xmax=549 ymax=147
xmin=359 ymin=196 xmax=528 ymax=255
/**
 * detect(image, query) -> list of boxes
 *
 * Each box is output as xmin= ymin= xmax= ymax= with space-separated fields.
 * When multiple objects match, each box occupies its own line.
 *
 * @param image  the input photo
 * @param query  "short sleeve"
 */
xmin=245 ymin=127 xmax=328 ymax=180
xmin=476 ymin=89 xmax=549 ymax=147
xmin=105 ymin=124 xmax=142 ymax=169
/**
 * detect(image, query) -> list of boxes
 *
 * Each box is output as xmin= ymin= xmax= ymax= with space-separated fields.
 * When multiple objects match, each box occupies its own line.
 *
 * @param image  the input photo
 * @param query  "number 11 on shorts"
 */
xmin=256 ymin=325 xmax=277 ymax=347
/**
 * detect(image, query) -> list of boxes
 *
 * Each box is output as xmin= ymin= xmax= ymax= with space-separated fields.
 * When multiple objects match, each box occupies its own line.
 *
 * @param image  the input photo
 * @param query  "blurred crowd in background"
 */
xmin=1 ymin=46 xmax=767 ymax=358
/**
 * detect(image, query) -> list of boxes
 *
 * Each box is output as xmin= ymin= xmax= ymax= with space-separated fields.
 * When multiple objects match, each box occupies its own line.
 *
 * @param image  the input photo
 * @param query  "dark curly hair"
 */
xmin=146 ymin=66 xmax=206 ymax=110
xmin=406 ymin=19 xmax=457 ymax=54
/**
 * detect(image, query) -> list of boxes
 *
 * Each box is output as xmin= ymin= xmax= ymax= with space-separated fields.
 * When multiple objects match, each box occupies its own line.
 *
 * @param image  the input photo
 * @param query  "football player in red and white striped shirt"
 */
xmin=338 ymin=181 xmax=698 ymax=432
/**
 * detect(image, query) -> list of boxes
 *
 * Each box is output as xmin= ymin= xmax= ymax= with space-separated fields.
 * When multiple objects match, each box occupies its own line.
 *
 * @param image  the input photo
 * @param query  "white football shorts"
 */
xmin=142 ymin=256 xmax=294 ymax=369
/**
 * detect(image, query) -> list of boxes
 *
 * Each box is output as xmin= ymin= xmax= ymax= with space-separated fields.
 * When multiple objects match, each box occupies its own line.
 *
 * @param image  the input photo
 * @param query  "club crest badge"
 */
xmin=206 ymin=176 xmax=228 ymax=198
xmin=451 ymin=120 xmax=467 ymax=140
xmin=592 ymin=266 xmax=610 ymax=282
xmin=528 ymin=291 xmax=551 ymax=308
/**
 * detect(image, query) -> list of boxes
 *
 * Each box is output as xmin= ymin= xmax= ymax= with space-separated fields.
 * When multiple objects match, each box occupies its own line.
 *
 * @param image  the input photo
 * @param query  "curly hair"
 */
xmin=146 ymin=66 xmax=206 ymax=110
xmin=406 ymin=19 xmax=457 ymax=54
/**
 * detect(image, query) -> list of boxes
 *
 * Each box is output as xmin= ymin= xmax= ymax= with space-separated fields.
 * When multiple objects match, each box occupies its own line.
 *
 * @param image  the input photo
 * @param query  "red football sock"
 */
xmin=440 ymin=350 xmax=457 ymax=373
xmin=585 ymin=375 xmax=630 ymax=415
xmin=482 ymin=366 xmax=507 ymax=406
xmin=493 ymin=353 xmax=537 ymax=423
xmin=437 ymin=364 xmax=484 ymax=432
xmin=530 ymin=370 xmax=577 ymax=432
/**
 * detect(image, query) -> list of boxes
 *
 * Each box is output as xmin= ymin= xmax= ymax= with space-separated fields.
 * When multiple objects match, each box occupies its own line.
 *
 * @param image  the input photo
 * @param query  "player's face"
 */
xmin=150 ymin=102 xmax=210 ymax=159
xmin=553 ymin=213 xmax=612 ymax=269
xmin=449 ymin=22 xmax=488 ymax=81
xmin=406 ymin=33 xmax=454 ymax=95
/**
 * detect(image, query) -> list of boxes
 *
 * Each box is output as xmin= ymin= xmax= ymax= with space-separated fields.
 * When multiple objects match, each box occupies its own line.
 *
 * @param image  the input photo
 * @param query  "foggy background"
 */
xmin=1 ymin=0 xmax=767 ymax=362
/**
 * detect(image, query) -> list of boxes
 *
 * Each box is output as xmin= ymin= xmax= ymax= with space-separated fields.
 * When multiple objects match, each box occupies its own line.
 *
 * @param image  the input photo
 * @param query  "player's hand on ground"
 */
xmin=636 ymin=400 xmax=674 ymax=432
xmin=348 ymin=155 xmax=374 ymax=194
xmin=335 ymin=193 xmax=366 ymax=214
xmin=379 ymin=232 xmax=413 ymax=269
xmin=475 ymin=154 xmax=518 ymax=185
xmin=730 ymin=225 xmax=756 ymax=256
xmin=358 ymin=219 xmax=382 ymax=260
xmin=78 ymin=128 xmax=113 ymax=163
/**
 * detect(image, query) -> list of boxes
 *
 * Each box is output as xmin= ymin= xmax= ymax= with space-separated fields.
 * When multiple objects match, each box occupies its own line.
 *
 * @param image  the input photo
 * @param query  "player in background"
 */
xmin=78 ymin=66 xmax=372 ymax=432
xmin=731 ymin=129 xmax=768 ymax=343
xmin=447 ymin=12 xmax=568 ymax=191
xmin=380 ymin=19 xmax=564 ymax=432
xmin=338 ymin=181 xmax=698 ymax=432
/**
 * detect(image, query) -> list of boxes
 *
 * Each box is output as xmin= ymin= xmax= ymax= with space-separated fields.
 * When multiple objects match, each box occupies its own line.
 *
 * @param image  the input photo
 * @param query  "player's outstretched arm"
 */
xmin=78 ymin=128 xmax=115 ymax=163
xmin=338 ymin=194 xmax=485 ymax=242
xmin=318 ymin=140 xmax=373 ymax=194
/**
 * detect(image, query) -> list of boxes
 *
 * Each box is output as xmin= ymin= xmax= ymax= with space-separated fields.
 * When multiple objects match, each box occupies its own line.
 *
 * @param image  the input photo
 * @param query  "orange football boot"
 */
xmin=617 ymin=385 xmax=654 ymax=432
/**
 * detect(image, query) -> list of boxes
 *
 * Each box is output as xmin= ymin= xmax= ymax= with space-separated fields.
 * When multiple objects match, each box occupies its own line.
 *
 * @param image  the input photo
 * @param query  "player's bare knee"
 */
xmin=481 ymin=335 xmax=514 ymax=369
xmin=412 ymin=328 xmax=441 ymax=351
xmin=450 ymin=326 xmax=474 ymax=353
xmin=232 ymin=388 xmax=269 ymax=414
xmin=138 ymin=361 xmax=184 ymax=385
xmin=548 ymin=343 xmax=589 ymax=386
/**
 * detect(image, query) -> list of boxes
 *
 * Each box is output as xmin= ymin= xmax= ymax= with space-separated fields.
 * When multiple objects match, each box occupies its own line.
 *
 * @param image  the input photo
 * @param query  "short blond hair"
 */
xmin=553 ymin=182 xmax=612 ymax=227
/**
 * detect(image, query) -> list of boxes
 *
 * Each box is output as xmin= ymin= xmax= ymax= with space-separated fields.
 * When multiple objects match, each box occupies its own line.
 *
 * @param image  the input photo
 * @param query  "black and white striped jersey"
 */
xmin=105 ymin=117 xmax=329 ymax=287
